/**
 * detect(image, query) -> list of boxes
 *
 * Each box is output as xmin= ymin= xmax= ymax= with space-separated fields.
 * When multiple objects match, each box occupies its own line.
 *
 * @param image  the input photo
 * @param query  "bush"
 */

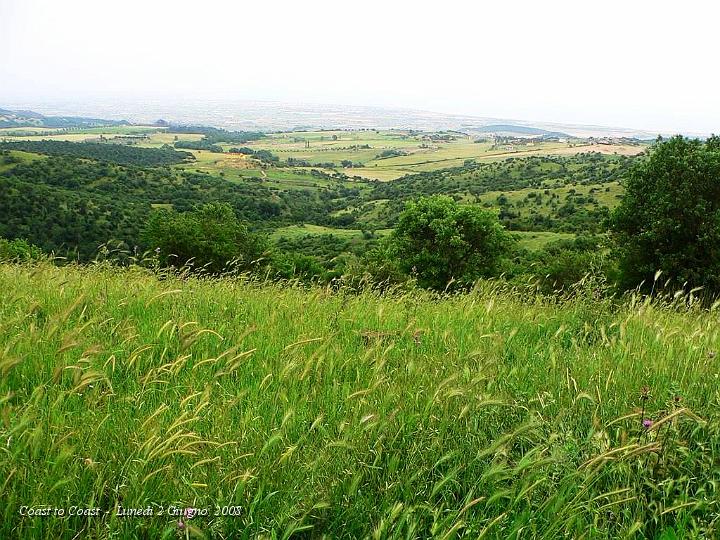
xmin=509 ymin=236 xmax=617 ymax=294
xmin=390 ymin=195 xmax=513 ymax=290
xmin=338 ymin=242 xmax=409 ymax=291
xmin=270 ymin=252 xmax=328 ymax=282
xmin=142 ymin=203 xmax=267 ymax=274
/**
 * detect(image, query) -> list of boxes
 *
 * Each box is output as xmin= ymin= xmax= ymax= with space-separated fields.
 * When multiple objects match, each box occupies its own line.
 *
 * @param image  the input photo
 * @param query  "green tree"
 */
xmin=612 ymin=135 xmax=720 ymax=291
xmin=390 ymin=195 xmax=513 ymax=290
xmin=142 ymin=203 xmax=267 ymax=274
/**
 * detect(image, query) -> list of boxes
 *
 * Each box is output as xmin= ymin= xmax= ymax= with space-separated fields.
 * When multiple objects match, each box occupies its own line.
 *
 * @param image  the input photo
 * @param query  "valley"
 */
xmin=0 ymin=119 xmax=645 ymax=263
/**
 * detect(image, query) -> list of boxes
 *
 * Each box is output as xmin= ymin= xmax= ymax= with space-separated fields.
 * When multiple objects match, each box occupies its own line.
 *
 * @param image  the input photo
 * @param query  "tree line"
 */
xmin=0 ymin=140 xmax=193 ymax=167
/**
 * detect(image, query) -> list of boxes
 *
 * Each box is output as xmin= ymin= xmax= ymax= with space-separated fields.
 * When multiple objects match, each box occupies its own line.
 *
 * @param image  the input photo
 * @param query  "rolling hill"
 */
xmin=0 ymin=107 xmax=129 ymax=129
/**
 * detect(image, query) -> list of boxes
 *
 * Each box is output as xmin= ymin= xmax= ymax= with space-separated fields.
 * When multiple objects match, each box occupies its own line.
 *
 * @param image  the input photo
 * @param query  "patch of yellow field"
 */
xmin=144 ymin=132 xmax=204 ymax=146
xmin=345 ymin=167 xmax=414 ymax=181
xmin=212 ymin=153 xmax=255 ymax=169
xmin=547 ymin=143 xmax=646 ymax=156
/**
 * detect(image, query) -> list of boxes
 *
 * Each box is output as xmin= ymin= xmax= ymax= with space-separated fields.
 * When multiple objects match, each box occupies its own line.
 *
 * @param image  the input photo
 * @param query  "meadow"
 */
xmin=1 ymin=261 xmax=718 ymax=538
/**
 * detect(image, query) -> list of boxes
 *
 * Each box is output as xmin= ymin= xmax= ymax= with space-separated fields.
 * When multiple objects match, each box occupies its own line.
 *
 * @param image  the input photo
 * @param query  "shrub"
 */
xmin=270 ymin=252 xmax=328 ymax=282
xmin=142 ymin=203 xmax=267 ymax=274
xmin=390 ymin=195 xmax=513 ymax=290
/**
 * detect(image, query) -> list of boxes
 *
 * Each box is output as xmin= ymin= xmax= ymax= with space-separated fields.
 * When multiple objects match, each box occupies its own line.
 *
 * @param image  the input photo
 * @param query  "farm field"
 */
xmin=178 ymin=150 xmax=365 ymax=191
xmin=239 ymin=130 xmax=646 ymax=181
xmin=1 ymin=261 xmax=717 ymax=538
xmin=0 ymin=125 xmax=647 ymax=183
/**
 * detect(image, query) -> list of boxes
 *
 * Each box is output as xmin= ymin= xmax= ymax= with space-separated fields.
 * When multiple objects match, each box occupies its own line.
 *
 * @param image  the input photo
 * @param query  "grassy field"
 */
xmin=178 ymin=151 xmax=358 ymax=190
xmin=241 ymin=131 xmax=646 ymax=181
xmin=271 ymin=224 xmax=393 ymax=241
xmin=512 ymin=231 xmax=576 ymax=250
xmin=1 ymin=262 xmax=718 ymax=538
xmin=0 ymin=150 xmax=46 ymax=173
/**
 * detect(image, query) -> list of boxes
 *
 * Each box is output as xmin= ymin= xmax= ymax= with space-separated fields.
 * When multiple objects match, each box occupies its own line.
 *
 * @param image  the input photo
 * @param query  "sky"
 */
xmin=1 ymin=0 xmax=718 ymax=134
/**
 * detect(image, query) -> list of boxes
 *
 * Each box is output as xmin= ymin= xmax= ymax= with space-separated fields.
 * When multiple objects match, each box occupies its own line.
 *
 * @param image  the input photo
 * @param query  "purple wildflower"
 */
xmin=177 ymin=520 xmax=185 ymax=530
xmin=642 ymin=419 xmax=654 ymax=429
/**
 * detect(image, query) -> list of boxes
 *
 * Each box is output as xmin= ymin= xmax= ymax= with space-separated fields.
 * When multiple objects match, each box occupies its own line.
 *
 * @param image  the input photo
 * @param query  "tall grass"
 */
xmin=0 ymin=262 xmax=718 ymax=538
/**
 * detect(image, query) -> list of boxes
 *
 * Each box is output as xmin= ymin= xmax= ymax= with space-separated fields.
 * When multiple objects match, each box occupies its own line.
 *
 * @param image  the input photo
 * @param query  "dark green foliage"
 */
xmin=0 ymin=140 xmax=193 ymax=167
xmin=0 ymin=140 xmax=645 ymax=292
xmin=275 ymin=234 xmax=354 ymax=262
xmin=270 ymin=252 xmax=329 ymax=282
xmin=142 ymin=203 xmax=267 ymax=274
xmin=375 ymin=149 xmax=408 ymax=159
xmin=0 ymin=158 xmax=147 ymax=260
xmin=272 ymin=233 xmax=385 ymax=283
xmin=612 ymin=136 xmax=720 ymax=291
xmin=0 ymin=156 xmax=325 ymax=260
xmin=390 ymin=195 xmax=513 ymax=290
xmin=227 ymin=146 xmax=280 ymax=164
xmin=228 ymin=147 xmax=255 ymax=155
xmin=166 ymin=125 xmax=265 ymax=144
xmin=339 ymin=242 xmax=408 ymax=290
xmin=173 ymin=140 xmax=224 ymax=152
xmin=1 ymin=153 xmax=21 ymax=165
xmin=252 ymin=149 xmax=280 ymax=164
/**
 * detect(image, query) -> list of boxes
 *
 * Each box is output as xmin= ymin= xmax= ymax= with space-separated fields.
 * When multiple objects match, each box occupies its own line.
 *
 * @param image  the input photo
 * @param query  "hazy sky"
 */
xmin=1 ymin=0 xmax=718 ymax=134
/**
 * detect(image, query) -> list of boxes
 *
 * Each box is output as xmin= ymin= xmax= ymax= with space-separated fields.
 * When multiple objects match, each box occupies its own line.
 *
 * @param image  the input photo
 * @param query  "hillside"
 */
xmin=0 ymin=143 xmax=632 ymax=266
xmin=0 ymin=108 xmax=129 ymax=129
xmin=0 ymin=125 xmax=644 ymax=283
xmin=471 ymin=124 xmax=570 ymax=138
xmin=1 ymin=262 xmax=718 ymax=538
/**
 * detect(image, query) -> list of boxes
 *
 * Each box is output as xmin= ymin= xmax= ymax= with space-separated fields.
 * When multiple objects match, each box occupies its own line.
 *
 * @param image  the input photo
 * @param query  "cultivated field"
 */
xmin=240 ymin=131 xmax=645 ymax=181
xmin=0 ymin=126 xmax=647 ymax=183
